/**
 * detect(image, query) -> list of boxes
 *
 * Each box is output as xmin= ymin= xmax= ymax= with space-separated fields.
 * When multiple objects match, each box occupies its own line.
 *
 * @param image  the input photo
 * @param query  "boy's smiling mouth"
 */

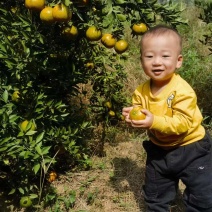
xmin=152 ymin=69 xmax=164 ymax=75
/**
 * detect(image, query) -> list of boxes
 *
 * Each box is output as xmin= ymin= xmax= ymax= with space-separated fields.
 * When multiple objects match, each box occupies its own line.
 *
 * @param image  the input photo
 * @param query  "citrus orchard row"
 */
xmin=0 ymin=0 xmax=187 ymax=209
xmin=25 ymin=0 xmax=148 ymax=55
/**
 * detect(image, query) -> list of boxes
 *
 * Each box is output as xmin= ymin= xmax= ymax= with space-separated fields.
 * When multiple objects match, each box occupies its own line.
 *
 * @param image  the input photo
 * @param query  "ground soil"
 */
xmin=50 ymin=139 xmax=186 ymax=212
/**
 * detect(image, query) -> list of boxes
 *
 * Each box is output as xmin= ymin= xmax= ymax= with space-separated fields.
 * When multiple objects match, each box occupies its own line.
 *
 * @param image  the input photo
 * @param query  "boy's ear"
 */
xmin=176 ymin=54 xmax=183 ymax=68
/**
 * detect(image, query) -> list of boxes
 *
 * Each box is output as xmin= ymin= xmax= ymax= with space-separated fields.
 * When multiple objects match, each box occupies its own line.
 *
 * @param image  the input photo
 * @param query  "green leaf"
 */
xmin=17 ymin=131 xmax=24 ymax=137
xmin=2 ymin=90 xmax=8 ymax=103
xmin=18 ymin=187 xmax=25 ymax=194
xmin=0 ymin=44 xmax=6 ymax=53
xmin=0 ymin=137 xmax=11 ymax=145
xmin=25 ymin=130 xmax=37 ymax=136
xmin=33 ymin=163 xmax=41 ymax=174
xmin=8 ymin=188 xmax=16 ymax=195
xmin=36 ymin=132 xmax=44 ymax=143
xmin=63 ymin=0 xmax=71 ymax=6
xmin=69 ymin=190 xmax=76 ymax=204
xmin=9 ymin=114 xmax=19 ymax=123
xmin=41 ymin=146 xmax=51 ymax=155
xmin=29 ymin=194 xmax=38 ymax=199
xmin=19 ymin=151 xmax=26 ymax=157
xmin=0 ymin=147 xmax=8 ymax=152
xmin=35 ymin=145 xmax=42 ymax=155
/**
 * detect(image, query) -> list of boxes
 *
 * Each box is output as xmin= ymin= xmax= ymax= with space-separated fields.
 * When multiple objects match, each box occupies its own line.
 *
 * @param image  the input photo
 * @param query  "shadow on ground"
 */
xmin=110 ymin=157 xmax=146 ymax=211
xmin=110 ymin=157 xmax=185 ymax=212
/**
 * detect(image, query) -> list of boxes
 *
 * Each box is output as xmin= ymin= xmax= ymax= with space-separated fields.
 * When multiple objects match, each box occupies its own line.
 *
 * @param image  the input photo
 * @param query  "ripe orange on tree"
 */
xmin=114 ymin=39 xmax=128 ymax=54
xmin=101 ymin=33 xmax=117 ymax=48
xmin=132 ymin=23 xmax=148 ymax=35
xmin=129 ymin=106 xmax=146 ymax=120
xmin=62 ymin=25 xmax=78 ymax=40
xmin=48 ymin=171 xmax=57 ymax=183
xmin=52 ymin=3 xmax=72 ymax=22
xmin=25 ymin=0 xmax=45 ymax=11
xmin=86 ymin=26 xmax=102 ymax=41
xmin=40 ymin=7 xmax=55 ymax=24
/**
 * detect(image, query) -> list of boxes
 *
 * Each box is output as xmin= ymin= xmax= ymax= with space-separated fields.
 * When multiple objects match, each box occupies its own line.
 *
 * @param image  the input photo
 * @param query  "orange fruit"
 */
xmin=103 ymin=101 xmax=112 ymax=109
xmin=129 ymin=106 xmax=146 ymax=120
xmin=40 ymin=7 xmax=54 ymax=24
xmin=85 ymin=62 xmax=94 ymax=69
xmin=12 ymin=91 xmax=20 ymax=102
xmin=101 ymin=34 xmax=116 ymax=48
xmin=119 ymin=114 xmax=125 ymax=121
xmin=132 ymin=23 xmax=148 ymax=35
xmin=25 ymin=0 xmax=45 ymax=11
xmin=86 ymin=26 xmax=102 ymax=41
xmin=48 ymin=171 xmax=57 ymax=183
xmin=52 ymin=3 xmax=72 ymax=22
xmin=20 ymin=196 xmax=32 ymax=208
xmin=62 ymin=26 xmax=78 ymax=40
xmin=108 ymin=110 xmax=115 ymax=117
xmin=114 ymin=39 xmax=128 ymax=54
xmin=20 ymin=120 xmax=36 ymax=132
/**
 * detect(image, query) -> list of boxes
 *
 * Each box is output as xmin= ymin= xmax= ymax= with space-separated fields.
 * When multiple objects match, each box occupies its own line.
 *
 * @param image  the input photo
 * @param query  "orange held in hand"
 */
xmin=129 ymin=106 xmax=146 ymax=120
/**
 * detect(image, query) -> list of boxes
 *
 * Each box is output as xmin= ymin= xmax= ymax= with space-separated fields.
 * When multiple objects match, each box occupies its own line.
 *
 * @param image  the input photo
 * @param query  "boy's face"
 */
xmin=140 ymin=33 xmax=183 ymax=86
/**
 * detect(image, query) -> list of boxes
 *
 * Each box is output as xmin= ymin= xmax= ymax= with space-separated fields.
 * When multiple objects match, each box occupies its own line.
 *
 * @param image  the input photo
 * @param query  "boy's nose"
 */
xmin=152 ymin=57 xmax=162 ymax=65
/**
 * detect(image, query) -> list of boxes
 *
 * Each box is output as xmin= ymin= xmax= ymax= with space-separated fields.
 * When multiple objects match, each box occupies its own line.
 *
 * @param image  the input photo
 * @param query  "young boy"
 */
xmin=122 ymin=25 xmax=212 ymax=211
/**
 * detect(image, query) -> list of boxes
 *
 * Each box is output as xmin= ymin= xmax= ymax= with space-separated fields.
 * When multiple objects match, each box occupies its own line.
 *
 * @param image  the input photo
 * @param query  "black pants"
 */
xmin=142 ymin=132 xmax=212 ymax=212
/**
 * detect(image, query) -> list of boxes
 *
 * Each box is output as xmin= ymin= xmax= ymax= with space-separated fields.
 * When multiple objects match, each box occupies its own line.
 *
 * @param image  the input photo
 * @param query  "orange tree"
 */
xmin=195 ymin=0 xmax=212 ymax=123
xmin=0 ymin=0 xmax=186 ymax=208
xmin=195 ymin=0 xmax=212 ymax=53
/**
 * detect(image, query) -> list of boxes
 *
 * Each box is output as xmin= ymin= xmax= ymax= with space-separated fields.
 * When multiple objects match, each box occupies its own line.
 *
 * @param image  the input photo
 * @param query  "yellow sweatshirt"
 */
xmin=132 ymin=73 xmax=205 ymax=148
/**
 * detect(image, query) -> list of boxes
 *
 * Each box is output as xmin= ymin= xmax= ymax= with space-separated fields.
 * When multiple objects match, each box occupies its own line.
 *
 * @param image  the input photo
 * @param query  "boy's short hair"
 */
xmin=140 ymin=24 xmax=182 ymax=53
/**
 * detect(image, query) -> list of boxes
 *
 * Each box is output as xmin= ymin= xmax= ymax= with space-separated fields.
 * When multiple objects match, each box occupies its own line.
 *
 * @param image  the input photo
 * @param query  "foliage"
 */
xmin=0 ymin=0 xmax=186 ymax=209
xmin=181 ymin=0 xmax=212 ymax=125
xmin=195 ymin=0 xmax=212 ymax=52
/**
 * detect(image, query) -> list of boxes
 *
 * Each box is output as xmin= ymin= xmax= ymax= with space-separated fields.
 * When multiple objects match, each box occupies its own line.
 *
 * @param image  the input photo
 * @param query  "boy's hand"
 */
xmin=122 ymin=106 xmax=133 ymax=123
xmin=122 ymin=107 xmax=154 ymax=129
xmin=131 ymin=109 xmax=153 ymax=129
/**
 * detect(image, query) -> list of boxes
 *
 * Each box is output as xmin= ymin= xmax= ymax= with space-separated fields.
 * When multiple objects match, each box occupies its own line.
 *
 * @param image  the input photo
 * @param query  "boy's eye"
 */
xmin=145 ymin=55 xmax=153 ymax=58
xmin=163 ymin=55 xmax=170 ymax=58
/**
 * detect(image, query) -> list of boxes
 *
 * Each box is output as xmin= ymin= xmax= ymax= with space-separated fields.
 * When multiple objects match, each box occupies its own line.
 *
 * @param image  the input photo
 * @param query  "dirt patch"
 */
xmin=49 ymin=140 xmax=185 ymax=212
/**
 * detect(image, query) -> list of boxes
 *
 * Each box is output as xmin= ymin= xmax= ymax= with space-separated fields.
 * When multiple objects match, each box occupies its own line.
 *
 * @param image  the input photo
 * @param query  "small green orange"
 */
xmin=20 ymin=120 xmax=36 ymax=132
xmin=104 ymin=101 xmax=112 ymax=109
xmin=108 ymin=110 xmax=115 ymax=117
xmin=20 ymin=196 xmax=32 ymax=208
xmin=119 ymin=114 xmax=125 ymax=121
xmin=85 ymin=62 xmax=95 ymax=69
xmin=12 ymin=91 xmax=20 ymax=102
